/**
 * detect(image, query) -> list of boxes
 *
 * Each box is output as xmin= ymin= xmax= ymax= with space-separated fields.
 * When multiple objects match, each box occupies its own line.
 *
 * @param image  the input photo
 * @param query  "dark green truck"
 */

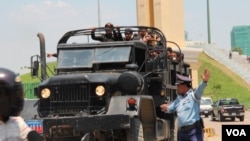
xmin=24 ymin=26 xmax=192 ymax=141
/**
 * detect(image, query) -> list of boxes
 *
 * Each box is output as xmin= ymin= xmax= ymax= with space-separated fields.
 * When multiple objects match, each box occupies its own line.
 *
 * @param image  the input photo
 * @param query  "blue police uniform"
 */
xmin=166 ymin=74 xmax=207 ymax=141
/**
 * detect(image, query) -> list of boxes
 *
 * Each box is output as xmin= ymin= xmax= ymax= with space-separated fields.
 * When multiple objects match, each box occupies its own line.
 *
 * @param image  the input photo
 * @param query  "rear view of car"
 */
xmin=211 ymin=98 xmax=245 ymax=122
xmin=200 ymin=97 xmax=213 ymax=117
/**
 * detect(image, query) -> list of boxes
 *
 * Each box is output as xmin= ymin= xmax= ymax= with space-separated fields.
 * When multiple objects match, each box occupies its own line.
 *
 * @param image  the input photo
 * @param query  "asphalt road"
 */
xmin=21 ymin=99 xmax=38 ymax=119
xmin=202 ymin=110 xmax=250 ymax=141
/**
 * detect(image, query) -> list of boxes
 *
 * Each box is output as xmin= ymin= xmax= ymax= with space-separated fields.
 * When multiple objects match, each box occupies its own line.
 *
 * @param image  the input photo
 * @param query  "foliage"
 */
xmin=20 ymin=62 xmax=56 ymax=83
xmin=232 ymin=47 xmax=243 ymax=55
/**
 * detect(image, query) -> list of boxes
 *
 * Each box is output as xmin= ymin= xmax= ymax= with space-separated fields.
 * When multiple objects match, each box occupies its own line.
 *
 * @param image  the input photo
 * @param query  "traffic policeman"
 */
xmin=161 ymin=69 xmax=211 ymax=141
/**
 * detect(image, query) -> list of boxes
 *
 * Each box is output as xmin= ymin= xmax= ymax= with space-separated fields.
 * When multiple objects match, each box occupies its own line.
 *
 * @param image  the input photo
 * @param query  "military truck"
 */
xmin=28 ymin=26 xmax=192 ymax=141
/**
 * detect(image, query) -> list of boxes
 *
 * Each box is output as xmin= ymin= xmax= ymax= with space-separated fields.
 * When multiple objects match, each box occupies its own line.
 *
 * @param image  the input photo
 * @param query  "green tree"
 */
xmin=213 ymin=84 xmax=221 ymax=101
xmin=232 ymin=47 xmax=243 ymax=55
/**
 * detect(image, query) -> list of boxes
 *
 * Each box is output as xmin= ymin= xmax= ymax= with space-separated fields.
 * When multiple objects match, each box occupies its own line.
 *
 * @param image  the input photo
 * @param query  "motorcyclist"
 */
xmin=0 ymin=67 xmax=43 ymax=141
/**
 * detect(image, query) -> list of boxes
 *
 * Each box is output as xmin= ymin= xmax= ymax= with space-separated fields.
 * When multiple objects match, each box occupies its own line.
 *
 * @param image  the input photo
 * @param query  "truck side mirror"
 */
xmin=30 ymin=55 xmax=40 ymax=78
xmin=31 ymin=60 xmax=39 ymax=77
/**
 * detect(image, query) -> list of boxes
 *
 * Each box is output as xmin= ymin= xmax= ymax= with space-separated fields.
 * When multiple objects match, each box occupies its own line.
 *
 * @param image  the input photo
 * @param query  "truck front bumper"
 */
xmin=222 ymin=112 xmax=244 ymax=117
xmin=42 ymin=114 xmax=130 ymax=133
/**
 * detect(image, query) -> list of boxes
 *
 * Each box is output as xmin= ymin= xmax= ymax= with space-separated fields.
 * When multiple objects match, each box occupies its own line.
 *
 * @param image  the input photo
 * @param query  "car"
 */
xmin=211 ymin=98 xmax=245 ymax=122
xmin=200 ymin=97 xmax=213 ymax=117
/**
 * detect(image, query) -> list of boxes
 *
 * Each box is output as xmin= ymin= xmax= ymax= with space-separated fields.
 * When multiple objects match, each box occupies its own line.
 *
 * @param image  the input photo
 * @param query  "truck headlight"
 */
xmin=41 ymin=88 xmax=51 ymax=99
xmin=95 ymin=85 xmax=105 ymax=96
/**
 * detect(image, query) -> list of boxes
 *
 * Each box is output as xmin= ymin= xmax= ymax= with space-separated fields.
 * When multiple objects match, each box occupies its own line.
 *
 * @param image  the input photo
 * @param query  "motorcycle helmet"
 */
xmin=0 ymin=67 xmax=24 ymax=117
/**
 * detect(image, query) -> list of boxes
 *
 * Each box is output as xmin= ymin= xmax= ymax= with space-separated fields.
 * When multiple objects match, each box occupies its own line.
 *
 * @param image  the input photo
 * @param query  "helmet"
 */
xmin=0 ymin=67 xmax=24 ymax=117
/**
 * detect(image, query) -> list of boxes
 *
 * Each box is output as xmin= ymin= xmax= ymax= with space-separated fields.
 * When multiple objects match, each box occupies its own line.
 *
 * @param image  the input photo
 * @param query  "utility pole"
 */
xmin=207 ymin=0 xmax=211 ymax=44
xmin=97 ymin=0 xmax=101 ymax=27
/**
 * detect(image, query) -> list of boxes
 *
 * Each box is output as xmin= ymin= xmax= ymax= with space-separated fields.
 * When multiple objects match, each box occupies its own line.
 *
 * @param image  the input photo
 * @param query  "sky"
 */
xmin=1 ymin=0 xmax=250 ymax=73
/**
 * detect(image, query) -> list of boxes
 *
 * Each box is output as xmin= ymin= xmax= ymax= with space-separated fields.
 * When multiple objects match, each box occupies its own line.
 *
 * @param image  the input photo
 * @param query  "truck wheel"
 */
xmin=239 ymin=116 xmax=244 ymax=121
xmin=126 ymin=118 xmax=144 ymax=141
xmin=204 ymin=114 xmax=208 ymax=118
xmin=210 ymin=112 xmax=215 ymax=121
xmin=167 ymin=114 xmax=178 ymax=141
xmin=218 ymin=113 xmax=224 ymax=122
xmin=173 ymin=118 xmax=178 ymax=141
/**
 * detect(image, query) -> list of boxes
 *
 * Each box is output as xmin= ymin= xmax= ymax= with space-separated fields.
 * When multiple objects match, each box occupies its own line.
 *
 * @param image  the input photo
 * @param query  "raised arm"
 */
xmin=194 ymin=69 xmax=211 ymax=100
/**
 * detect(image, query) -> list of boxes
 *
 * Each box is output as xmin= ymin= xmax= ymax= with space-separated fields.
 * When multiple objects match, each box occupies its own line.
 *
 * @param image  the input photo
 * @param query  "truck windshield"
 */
xmin=57 ymin=49 xmax=94 ymax=68
xmin=221 ymin=99 xmax=239 ymax=105
xmin=201 ymin=99 xmax=213 ymax=105
xmin=94 ymin=46 xmax=131 ymax=63
xmin=57 ymin=46 xmax=131 ymax=68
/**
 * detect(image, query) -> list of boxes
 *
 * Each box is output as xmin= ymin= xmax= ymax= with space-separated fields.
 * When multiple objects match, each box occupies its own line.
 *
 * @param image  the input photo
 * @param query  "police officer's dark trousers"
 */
xmin=178 ymin=121 xmax=204 ymax=141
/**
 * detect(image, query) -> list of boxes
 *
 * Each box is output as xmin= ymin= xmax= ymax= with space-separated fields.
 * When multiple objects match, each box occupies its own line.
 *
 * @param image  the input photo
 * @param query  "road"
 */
xmin=202 ymin=110 xmax=250 ymax=141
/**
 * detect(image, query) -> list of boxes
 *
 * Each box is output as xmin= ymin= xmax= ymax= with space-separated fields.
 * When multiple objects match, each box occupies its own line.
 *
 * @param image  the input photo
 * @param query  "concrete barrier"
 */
xmin=203 ymin=128 xmax=215 ymax=137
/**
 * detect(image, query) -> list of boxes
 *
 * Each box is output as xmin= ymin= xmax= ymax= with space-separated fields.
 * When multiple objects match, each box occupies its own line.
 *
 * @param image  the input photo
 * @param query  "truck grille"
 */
xmin=39 ymin=84 xmax=92 ymax=116
xmin=50 ymin=85 xmax=88 ymax=102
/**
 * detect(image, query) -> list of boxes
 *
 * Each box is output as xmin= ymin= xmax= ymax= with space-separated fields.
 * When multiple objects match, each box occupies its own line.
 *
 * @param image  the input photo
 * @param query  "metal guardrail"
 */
xmin=23 ymin=82 xmax=39 ymax=99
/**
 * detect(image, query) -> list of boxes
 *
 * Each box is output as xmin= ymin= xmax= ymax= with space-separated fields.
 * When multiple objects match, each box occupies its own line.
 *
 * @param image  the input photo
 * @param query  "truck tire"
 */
xmin=126 ymin=118 xmax=144 ymax=141
xmin=210 ymin=112 xmax=215 ymax=121
xmin=204 ymin=114 xmax=209 ymax=118
xmin=239 ymin=116 xmax=244 ymax=121
xmin=167 ymin=114 xmax=177 ymax=141
xmin=218 ymin=112 xmax=224 ymax=122
xmin=173 ymin=118 xmax=178 ymax=141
